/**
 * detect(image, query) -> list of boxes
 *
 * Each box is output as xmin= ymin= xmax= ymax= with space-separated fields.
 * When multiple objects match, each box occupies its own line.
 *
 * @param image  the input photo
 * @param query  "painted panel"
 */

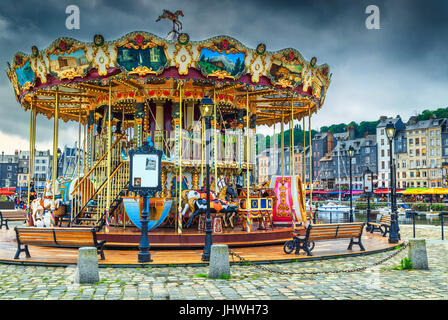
xmin=197 ymin=48 xmax=246 ymax=79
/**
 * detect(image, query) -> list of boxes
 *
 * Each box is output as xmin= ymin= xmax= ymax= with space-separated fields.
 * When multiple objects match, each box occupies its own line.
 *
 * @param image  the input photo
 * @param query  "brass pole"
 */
xmin=291 ymin=97 xmax=294 ymax=176
xmin=27 ymin=97 xmax=36 ymax=226
xmin=51 ymin=87 xmax=59 ymax=227
xmin=303 ymin=116 xmax=306 ymax=189
xmin=83 ymin=122 xmax=87 ymax=176
xmin=213 ymin=89 xmax=218 ymax=194
xmin=309 ymin=108 xmax=313 ymax=211
xmin=177 ymin=84 xmax=183 ymax=234
xmin=246 ymin=88 xmax=251 ymax=232
xmin=201 ymin=117 xmax=204 ymax=188
xmin=77 ymin=110 xmax=81 ymax=179
xmin=105 ymin=82 xmax=112 ymax=233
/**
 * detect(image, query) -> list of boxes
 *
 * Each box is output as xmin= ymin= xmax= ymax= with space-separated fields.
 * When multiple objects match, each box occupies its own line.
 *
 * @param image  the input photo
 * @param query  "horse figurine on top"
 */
xmin=156 ymin=9 xmax=184 ymax=40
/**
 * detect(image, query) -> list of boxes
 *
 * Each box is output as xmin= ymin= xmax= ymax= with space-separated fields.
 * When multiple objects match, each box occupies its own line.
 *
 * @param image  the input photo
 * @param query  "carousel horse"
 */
xmin=183 ymin=180 xmax=239 ymax=229
xmin=31 ymin=179 xmax=62 ymax=227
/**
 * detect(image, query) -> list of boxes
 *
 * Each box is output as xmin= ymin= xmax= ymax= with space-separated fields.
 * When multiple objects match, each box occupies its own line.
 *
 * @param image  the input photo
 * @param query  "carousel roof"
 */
xmin=6 ymin=31 xmax=331 ymax=126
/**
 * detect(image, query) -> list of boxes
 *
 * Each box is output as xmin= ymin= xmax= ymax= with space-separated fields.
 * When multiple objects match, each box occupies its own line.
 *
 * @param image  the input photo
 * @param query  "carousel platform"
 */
xmin=98 ymin=226 xmax=293 ymax=248
xmin=0 ymin=223 xmax=402 ymax=267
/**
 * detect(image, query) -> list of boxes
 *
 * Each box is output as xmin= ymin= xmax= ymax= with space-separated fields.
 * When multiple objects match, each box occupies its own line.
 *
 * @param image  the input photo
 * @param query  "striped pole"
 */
xmin=105 ymin=82 xmax=112 ymax=233
xmin=27 ymin=97 xmax=36 ymax=226
xmin=177 ymin=85 xmax=183 ymax=234
xmin=309 ymin=108 xmax=313 ymax=214
xmin=246 ymin=89 xmax=251 ymax=232
xmin=50 ymin=87 xmax=59 ymax=227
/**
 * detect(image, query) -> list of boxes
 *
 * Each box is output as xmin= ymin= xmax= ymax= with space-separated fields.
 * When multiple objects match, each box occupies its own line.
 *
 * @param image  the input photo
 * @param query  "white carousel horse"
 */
xmin=31 ymin=179 xmax=63 ymax=227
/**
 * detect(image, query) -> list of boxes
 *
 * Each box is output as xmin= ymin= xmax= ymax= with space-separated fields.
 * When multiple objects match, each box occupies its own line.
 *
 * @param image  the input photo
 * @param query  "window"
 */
xmin=381 ymin=161 xmax=385 ymax=169
xmin=431 ymin=149 xmax=435 ymax=156
xmin=409 ymin=138 xmax=413 ymax=145
xmin=437 ymin=139 xmax=441 ymax=146
xmin=381 ymin=150 xmax=385 ymax=157
xmin=365 ymin=147 xmax=370 ymax=153
xmin=437 ymin=148 xmax=441 ymax=156
xmin=410 ymin=171 xmax=414 ymax=178
xmin=410 ymin=149 xmax=414 ymax=156
xmin=416 ymin=160 xmax=420 ymax=167
xmin=381 ymin=139 xmax=384 ymax=146
xmin=422 ymin=137 xmax=426 ymax=144
xmin=422 ymin=148 xmax=426 ymax=156
xmin=381 ymin=129 xmax=384 ymax=135
xmin=402 ymin=160 xmax=406 ymax=168
xmin=431 ymin=139 xmax=434 ymax=146
xmin=410 ymin=160 xmax=414 ymax=168
xmin=416 ymin=149 xmax=420 ymax=156
xmin=415 ymin=138 xmax=419 ymax=145
xmin=402 ymin=172 xmax=407 ymax=178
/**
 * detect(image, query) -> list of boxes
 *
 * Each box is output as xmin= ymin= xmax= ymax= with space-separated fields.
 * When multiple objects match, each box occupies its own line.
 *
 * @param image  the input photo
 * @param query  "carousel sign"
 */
xmin=128 ymin=139 xmax=162 ymax=193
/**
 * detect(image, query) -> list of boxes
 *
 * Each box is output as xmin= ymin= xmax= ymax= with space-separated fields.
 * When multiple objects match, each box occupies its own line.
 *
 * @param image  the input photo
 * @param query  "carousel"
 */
xmin=6 ymin=14 xmax=331 ymax=249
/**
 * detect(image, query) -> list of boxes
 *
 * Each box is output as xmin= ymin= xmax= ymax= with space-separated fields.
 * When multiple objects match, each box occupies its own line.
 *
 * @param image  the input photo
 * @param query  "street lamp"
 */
xmin=385 ymin=121 xmax=400 ymax=243
xmin=199 ymin=95 xmax=214 ymax=261
xmin=363 ymin=167 xmax=373 ymax=231
xmin=347 ymin=146 xmax=355 ymax=222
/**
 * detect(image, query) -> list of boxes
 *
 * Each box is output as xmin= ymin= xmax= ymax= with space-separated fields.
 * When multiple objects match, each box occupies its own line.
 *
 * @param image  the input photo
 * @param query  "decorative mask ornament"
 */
xmin=93 ymin=34 xmax=105 ymax=47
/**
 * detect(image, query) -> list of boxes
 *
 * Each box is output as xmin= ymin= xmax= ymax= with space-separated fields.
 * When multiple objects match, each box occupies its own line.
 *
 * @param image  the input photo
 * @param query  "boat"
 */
xmin=426 ymin=210 xmax=440 ymax=218
xmin=306 ymin=199 xmax=316 ymax=212
xmin=317 ymin=202 xmax=351 ymax=213
xmin=316 ymin=145 xmax=351 ymax=214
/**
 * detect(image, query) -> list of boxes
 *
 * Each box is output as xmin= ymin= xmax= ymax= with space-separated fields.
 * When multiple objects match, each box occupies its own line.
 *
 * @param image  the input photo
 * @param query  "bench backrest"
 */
xmin=380 ymin=215 xmax=391 ymax=224
xmin=307 ymin=223 xmax=364 ymax=241
xmin=15 ymin=227 xmax=96 ymax=247
xmin=2 ymin=212 xmax=26 ymax=218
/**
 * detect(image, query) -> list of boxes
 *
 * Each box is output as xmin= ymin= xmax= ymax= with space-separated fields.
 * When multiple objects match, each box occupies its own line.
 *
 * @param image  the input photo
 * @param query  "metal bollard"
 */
xmin=441 ymin=212 xmax=444 ymax=240
xmin=412 ymin=211 xmax=416 ymax=238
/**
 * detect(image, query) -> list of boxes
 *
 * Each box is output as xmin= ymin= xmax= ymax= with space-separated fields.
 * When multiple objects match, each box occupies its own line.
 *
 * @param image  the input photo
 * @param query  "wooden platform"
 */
xmin=98 ymin=226 xmax=294 ymax=248
xmin=0 ymin=226 xmax=402 ymax=267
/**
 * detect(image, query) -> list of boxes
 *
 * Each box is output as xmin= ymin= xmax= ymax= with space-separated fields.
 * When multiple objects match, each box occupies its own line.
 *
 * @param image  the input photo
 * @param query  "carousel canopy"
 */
xmin=6 ymin=31 xmax=331 ymax=127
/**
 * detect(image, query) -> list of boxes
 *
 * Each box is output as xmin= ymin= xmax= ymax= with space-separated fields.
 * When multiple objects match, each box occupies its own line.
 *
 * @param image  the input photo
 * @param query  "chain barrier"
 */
xmin=228 ymin=242 xmax=408 ymax=275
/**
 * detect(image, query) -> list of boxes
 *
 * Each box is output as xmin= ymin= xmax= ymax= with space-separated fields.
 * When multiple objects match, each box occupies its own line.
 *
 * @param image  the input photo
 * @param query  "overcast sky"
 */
xmin=0 ymin=0 xmax=447 ymax=153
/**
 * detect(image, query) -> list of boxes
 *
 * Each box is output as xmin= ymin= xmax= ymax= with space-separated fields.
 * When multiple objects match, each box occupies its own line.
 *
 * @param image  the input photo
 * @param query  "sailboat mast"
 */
xmin=338 ymin=147 xmax=341 ymax=202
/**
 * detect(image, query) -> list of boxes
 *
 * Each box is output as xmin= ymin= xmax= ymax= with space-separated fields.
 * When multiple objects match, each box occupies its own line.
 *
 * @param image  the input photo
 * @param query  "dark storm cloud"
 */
xmin=0 ymin=0 xmax=447 ymax=152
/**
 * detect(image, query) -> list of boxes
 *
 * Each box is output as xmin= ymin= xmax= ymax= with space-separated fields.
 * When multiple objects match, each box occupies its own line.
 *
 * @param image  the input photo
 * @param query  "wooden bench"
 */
xmin=0 ymin=210 xmax=26 ymax=230
xmin=14 ymin=227 xmax=106 ymax=260
xmin=367 ymin=214 xmax=391 ymax=237
xmin=291 ymin=222 xmax=365 ymax=256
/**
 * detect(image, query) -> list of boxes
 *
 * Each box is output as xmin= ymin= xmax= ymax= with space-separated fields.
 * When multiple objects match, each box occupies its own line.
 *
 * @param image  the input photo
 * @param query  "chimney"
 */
xmin=364 ymin=131 xmax=369 ymax=138
xmin=327 ymin=132 xmax=334 ymax=154
xmin=380 ymin=116 xmax=387 ymax=121
xmin=347 ymin=125 xmax=355 ymax=140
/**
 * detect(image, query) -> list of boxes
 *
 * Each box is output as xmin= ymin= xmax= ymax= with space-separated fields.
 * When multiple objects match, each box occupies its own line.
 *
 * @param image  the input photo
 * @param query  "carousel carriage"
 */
xmin=6 ymin=21 xmax=330 ymax=246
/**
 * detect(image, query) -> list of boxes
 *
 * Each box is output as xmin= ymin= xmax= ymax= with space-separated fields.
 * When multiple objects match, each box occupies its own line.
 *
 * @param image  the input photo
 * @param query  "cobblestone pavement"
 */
xmin=0 ymin=224 xmax=447 ymax=300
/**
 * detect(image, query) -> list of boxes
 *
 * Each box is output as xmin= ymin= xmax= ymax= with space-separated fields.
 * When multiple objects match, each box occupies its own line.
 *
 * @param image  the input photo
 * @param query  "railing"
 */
xmin=94 ymin=161 xmax=130 ymax=228
xmin=70 ymin=132 xmax=127 ymax=222
xmin=155 ymin=127 xmax=256 ymax=164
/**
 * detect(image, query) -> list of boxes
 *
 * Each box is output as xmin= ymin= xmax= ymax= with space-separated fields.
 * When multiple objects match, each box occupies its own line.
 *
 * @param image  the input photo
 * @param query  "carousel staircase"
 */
xmin=64 ymin=132 xmax=131 ymax=231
